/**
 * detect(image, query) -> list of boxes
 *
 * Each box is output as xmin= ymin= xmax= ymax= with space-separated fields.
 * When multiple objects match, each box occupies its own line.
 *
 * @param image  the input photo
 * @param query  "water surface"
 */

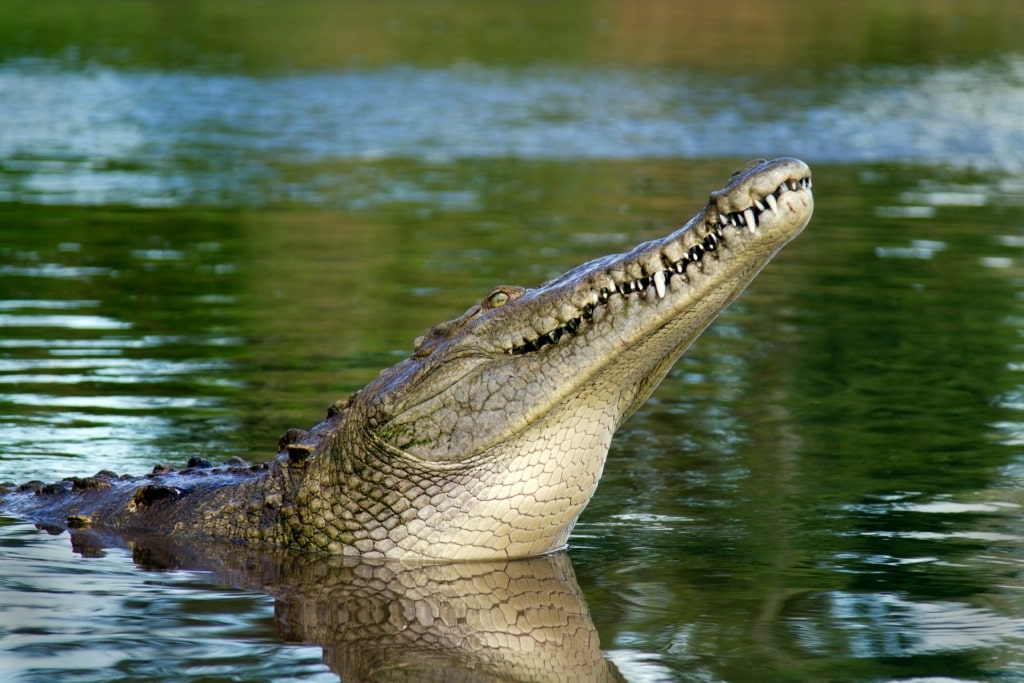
xmin=3 ymin=2 xmax=1024 ymax=681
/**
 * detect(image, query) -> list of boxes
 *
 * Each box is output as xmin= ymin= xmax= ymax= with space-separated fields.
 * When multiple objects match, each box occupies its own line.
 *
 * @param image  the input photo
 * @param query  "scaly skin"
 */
xmin=0 ymin=158 xmax=814 ymax=560
xmin=71 ymin=531 xmax=627 ymax=682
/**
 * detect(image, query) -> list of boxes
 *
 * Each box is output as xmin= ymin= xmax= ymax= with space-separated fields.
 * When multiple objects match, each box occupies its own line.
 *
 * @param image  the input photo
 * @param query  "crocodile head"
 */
xmin=324 ymin=157 xmax=813 ymax=558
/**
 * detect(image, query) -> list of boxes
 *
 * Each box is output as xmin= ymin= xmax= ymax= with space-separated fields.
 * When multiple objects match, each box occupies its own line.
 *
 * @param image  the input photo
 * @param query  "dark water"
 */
xmin=3 ymin=2 xmax=1024 ymax=681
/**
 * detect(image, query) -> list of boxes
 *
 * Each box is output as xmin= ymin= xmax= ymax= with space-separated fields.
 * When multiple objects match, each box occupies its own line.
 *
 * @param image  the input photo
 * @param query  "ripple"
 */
xmin=0 ymin=314 xmax=131 ymax=330
xmin=1 ymin=393 xmax=217 ymax=411
xmin=0 ymin=357 xmax=226 ymax=373
xmin=842 ymin=495 xmax=1020 ymax=517
xmin=1 ymin=58 xmax=1022 ymax=206
xmin=0 ymin=264 xmax=116 ymax=278
xmin=822 ymin=592 xmax=1024 ymax=656
xmin=0 ymin=523 xmax=333 ymax=682
xmin=0 ymin=299 xmax=100 ymax=310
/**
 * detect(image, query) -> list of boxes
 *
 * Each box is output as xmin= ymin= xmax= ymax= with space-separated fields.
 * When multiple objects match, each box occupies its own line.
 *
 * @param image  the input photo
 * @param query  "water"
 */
xmin=3 ymin=59 xmax=1023 ymax=207
xmin=3 ymin=2 xmax=1024 ymax=681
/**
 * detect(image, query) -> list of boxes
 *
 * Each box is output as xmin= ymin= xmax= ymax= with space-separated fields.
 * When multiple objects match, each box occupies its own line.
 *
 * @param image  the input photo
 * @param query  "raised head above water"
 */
xmin=0 ymin=158 xmax=814 ymax=561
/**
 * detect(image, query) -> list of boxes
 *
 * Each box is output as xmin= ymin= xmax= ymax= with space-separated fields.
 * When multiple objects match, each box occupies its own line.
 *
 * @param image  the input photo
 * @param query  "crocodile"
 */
xmin=0 ymin=157 xmax=814 ymax=561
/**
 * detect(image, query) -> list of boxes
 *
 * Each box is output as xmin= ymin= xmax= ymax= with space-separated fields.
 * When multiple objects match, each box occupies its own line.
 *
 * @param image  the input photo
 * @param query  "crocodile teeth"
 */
xmin=744 ymin=208 xmax=757 ymax=231
xmin=653 ymin=270 xmax=667 ymax=299
xmin=508 ymin=173 xmax=815 ymax=356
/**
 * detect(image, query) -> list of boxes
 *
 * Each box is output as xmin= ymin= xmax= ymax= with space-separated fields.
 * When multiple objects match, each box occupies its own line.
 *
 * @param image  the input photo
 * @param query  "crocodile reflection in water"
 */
xmin=0 ymin=158 xmax=814 ymax=560
xmin=68 ymin=529 xmax=626 ymax=682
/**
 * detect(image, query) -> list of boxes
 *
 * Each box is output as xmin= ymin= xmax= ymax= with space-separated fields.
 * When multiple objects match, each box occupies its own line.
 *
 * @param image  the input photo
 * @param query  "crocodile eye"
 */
xmin=487 ymin=290 xmax=510 ymax=308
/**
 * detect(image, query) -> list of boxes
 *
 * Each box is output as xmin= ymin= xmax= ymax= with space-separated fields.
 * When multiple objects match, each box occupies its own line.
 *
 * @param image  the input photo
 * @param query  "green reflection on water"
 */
xmin=0 ymin=206 xmax=248 ymax=475
xmin=2 ymin=0 xmax=1022 ymax=72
